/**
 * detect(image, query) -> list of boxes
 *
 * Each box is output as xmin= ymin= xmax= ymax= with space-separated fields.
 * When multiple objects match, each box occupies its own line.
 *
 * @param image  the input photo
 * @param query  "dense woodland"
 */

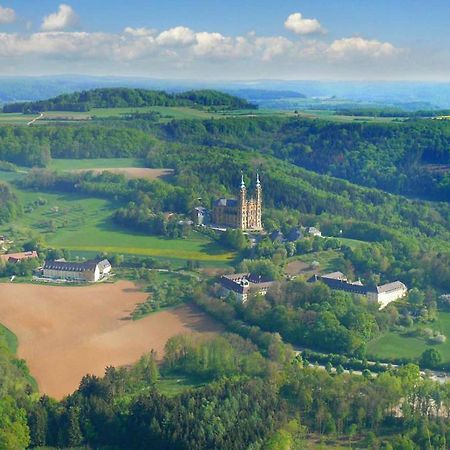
xmin=4 ymin=330 xmax=450 ymax=449
xmin=158 ymin=116 xmax=450 ymax=200
xmin=2 ymin=88 xmax=257 ymax=113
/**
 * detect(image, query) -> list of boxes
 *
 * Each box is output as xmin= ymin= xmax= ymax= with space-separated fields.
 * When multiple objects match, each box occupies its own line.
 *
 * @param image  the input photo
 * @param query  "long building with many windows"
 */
xmin=42 ymin=259 xmax=111 ymax=282
xmin=309 ymin=271 xmax=407 ymax=309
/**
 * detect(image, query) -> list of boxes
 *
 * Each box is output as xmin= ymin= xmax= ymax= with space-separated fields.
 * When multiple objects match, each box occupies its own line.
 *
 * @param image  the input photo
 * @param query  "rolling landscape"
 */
xmin=1 ymin=1 xmax=450 ymax=450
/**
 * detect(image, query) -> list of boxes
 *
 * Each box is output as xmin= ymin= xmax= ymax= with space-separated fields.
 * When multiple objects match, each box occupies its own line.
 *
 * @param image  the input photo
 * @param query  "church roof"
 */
xmin=213 ymin=198 xmax=238 ymax=207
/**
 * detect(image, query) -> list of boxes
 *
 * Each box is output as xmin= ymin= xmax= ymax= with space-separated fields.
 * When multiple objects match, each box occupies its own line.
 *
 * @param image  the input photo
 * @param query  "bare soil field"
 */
xmin=285 ymin=259 xmax=314 ymax=276
xmin=70 ymin=167 xmax=174 ymax=180
xmin=0 ymin=281 xmax=221 ymax=399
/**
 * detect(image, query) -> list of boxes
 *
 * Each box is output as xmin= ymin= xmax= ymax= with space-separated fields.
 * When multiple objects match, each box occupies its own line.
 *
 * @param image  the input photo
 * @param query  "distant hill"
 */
xmin=226 ymin=89 xmax=306 ymax=101
xmin=2 ymin=88 xmax=257 ymax=113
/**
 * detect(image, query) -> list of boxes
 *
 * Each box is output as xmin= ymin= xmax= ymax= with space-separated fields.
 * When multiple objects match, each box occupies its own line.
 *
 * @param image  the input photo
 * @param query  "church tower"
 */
xmin=238 ymin=173 xmax=248 ymax=229
xmin=255 ymin=172 xmax=263 ymax=230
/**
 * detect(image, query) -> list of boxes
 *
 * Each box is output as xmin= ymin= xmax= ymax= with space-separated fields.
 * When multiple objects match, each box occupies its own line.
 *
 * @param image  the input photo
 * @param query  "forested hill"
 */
xmin=2 ymin=88 xmax=257 ymax=113
xmin=160 ymin=117 xmax=450 ymax=201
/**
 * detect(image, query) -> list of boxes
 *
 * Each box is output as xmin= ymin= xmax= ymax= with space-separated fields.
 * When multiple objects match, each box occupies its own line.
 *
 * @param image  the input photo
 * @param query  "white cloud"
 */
xmin=254 ymin=36 xmax=293 ymax=61
xmin=42 ymin=4 xmax=79 ymax=31
xmin=0 ymin=4 xmax=15 ymax=24
xmin=156 ymin=26 xmax=196 ymax=46
xmin=124 ymin=27 xmax=156 ymax=37
xmin=0 ymin=20 xmax=404 ymax=79
xmin=285 ymin=12 xmax=325 ymax=35
xmin=328 ymin=37 xmax=398 ymax=58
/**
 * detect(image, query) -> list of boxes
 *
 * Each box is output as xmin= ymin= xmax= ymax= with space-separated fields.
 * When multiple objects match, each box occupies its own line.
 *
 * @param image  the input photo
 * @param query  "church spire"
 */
xmin=240 ymin=172 xmax=246 ymax=189
xmin=256 ymin=171 xmax=261 ymax=187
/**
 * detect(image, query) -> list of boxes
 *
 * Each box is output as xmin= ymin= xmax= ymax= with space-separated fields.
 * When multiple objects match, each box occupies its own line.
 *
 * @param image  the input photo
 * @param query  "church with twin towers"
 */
xmin=212 ymin=173 xmax=263 ymax=231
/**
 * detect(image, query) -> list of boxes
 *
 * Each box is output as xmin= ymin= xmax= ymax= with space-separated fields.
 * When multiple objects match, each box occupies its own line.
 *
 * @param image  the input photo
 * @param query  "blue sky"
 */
xmin=0 ymin=1 xmax=449 ymax=80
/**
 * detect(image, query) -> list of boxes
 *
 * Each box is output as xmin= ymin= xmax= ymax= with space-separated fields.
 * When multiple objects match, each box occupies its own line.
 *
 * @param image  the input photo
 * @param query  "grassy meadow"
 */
xmin=295 ymin=250 xmax=343 ymax=273
xmin=0 ymin=323 xmax=18 ymax=353
xmin=47 ymin=157 xmax=146 ymax=171
xmin=0 ymin=156 xmax=234 ymax=267
xmin=1 ymin=182 xmax=234 ymax=267
xmin=367 ymin=311 xmax=450 ymax=365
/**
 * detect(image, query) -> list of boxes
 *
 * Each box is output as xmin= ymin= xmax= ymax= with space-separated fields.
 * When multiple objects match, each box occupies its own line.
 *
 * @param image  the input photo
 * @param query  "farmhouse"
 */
xmin=42 ymin=259 xmax=111 ymax=282
xmin=310 ymin=271 xmax=407 ymax=308
xmin=0 ymin=251 xmax=39 ymax=264
xmin=212 ymin=173 xmax=263 ymax=231
xmin=220 ymin=272 xmax=274 ymax=303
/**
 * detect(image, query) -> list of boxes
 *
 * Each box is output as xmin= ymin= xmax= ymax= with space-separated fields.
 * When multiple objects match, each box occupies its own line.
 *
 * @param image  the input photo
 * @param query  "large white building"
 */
xmin=310 ymin=272 xmax=407 ymax=309
xmin=42 ymin=259 xmax=111 ymax=282
xmin=366 ymin=281 xmax=408 ymax=309
xmin=220 ymin=273 xmax=274 ymax=303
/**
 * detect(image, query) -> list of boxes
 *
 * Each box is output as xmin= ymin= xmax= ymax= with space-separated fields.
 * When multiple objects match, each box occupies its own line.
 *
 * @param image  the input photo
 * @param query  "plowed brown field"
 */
xmin=71 ymin=167 xmax=173 ymax=179
xmin=0 ymin=281 xmax=221 ymax=399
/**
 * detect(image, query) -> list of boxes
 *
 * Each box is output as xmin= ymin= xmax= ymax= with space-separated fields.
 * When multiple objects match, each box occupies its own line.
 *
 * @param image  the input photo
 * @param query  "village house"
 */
xmin=0 ymin=251 xmax=39 ymax=264
xmin=42 ymin=259 xmax=111 ymax=283
xmin=309 ymin=271 xmax=407 ymax=309
xmin=219 ymin=272 xmax=274 ymax=303
xmin=306 ymin=226 xmax=322 ymax=237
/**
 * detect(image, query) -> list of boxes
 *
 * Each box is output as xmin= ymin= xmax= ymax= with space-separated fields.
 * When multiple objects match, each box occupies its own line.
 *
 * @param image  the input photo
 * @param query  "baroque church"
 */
xmin=212 ymin=173 xmax=263 ymax=231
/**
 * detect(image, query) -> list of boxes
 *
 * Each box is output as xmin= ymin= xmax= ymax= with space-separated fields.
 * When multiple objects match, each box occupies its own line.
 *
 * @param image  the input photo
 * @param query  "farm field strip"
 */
xmin=61 ymin=244 xmax=235 ymax=261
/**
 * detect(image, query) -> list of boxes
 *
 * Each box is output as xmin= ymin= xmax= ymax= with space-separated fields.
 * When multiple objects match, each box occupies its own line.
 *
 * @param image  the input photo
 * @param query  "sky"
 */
xmin=0 ymin=0 xmax=450 ymax=80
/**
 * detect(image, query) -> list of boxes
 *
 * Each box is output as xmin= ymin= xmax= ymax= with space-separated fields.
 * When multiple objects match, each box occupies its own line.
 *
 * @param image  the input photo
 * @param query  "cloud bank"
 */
xmin=0 ymin=6 xmax=414 ymax=79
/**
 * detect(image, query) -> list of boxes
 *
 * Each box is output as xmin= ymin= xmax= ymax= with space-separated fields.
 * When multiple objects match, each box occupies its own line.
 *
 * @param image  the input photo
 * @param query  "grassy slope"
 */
xmin=48 ymin=157 xmax=145 ymax=171
xmin=0 ymin=323 xmax=18 ymax=353
xmin=295 ymin=250 xmax=343 ymax=273
xmin=367 ymin=311 xmax=450 ymax=364
xmin=0 ymin=188 xmax=233 ymax=265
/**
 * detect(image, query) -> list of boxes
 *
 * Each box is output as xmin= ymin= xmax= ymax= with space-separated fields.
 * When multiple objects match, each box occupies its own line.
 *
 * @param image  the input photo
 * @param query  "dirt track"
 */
xmin=0 ymin=281 xmax=220 ymax=399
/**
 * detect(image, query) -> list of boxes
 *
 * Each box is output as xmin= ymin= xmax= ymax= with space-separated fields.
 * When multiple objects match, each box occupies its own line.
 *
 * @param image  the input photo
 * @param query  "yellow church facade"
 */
xmin=212 ymin=173 xmax=263 ymax=231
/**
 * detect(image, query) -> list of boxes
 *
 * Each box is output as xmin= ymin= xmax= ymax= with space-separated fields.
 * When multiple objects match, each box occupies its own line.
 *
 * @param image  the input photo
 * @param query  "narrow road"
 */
xmin=294 ymin=347 xmax=450 ymax=383
xmin=27 ymin=112 xmax=44 ymax=126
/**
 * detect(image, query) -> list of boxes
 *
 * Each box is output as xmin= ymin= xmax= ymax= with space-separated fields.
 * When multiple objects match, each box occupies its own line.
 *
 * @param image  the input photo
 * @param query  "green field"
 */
xmin=48 ymin=157 xmax=145 ymax=171
xmin=1 ymin=188 xmax=234 ymax=266
xmin=367 ymin=310 xmax=450 ymax=364
xmin=0 ymin=105 xmax=278 ymax=125
xmin=296 ymin=109 xmax=402 ymax=123
xmin=157 ymin=373 xmax=208 ymax=396
xmin=339 ymin=237 xmax=368 ymax=249
xmin=0 ymin=323 xmax=18 ymax=353
xmin=295 ymin=250 xmax=343 ymax=273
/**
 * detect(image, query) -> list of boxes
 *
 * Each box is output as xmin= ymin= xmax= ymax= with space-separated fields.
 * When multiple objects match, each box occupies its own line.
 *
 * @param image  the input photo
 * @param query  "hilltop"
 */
xmin=2 ymin=88 xmax=257 ymax=114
